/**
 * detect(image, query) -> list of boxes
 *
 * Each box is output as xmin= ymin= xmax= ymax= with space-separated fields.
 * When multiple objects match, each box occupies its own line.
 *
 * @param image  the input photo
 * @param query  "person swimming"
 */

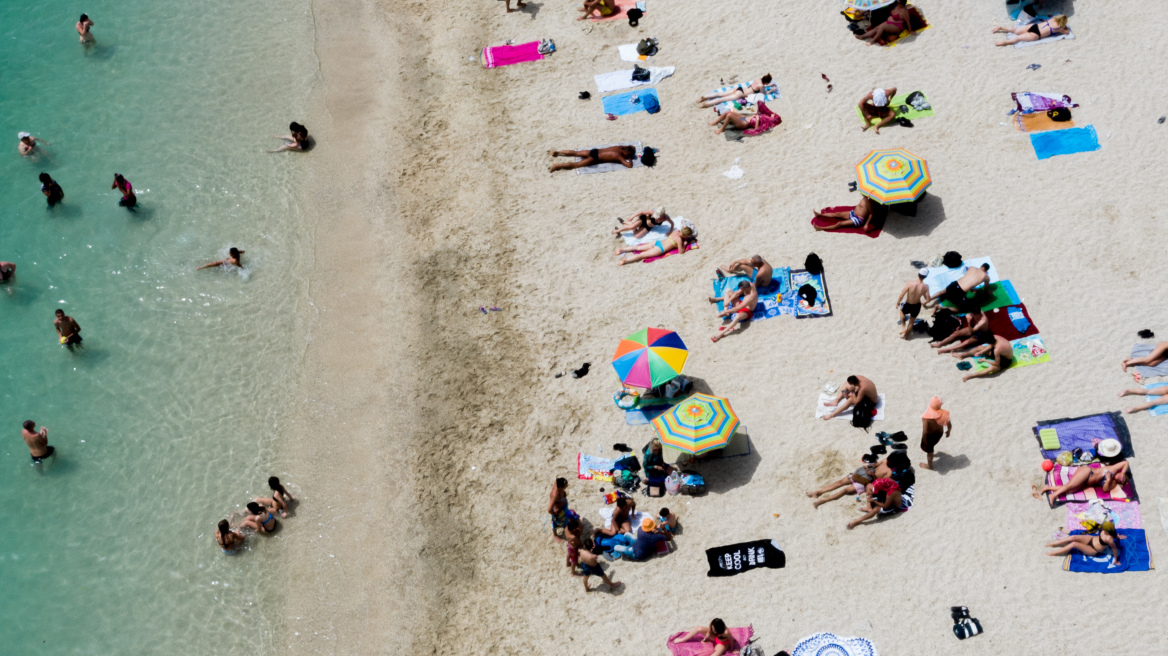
xmin=196 ymin=247 xmax=244 ymax=270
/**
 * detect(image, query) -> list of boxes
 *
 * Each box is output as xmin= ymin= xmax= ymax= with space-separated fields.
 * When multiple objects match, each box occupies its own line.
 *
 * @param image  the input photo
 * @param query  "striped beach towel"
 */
xmin=1047 ymin=464 xmax=1135 ymax=505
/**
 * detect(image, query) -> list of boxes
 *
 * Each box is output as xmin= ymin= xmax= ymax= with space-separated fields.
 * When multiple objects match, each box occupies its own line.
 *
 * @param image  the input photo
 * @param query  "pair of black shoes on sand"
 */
xmin=951 ymin=607 xmax=983 ymax=640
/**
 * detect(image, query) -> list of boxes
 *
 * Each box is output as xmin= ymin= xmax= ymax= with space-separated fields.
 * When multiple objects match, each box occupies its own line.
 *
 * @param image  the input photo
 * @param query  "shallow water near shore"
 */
xmin=0 ymin=1 xmax=316 ymax=652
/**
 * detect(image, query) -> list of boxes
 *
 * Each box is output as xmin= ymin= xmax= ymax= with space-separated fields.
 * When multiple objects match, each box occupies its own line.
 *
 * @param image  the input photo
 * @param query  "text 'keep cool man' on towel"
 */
xmin=705 ymin=539 xmax=785 ymax=577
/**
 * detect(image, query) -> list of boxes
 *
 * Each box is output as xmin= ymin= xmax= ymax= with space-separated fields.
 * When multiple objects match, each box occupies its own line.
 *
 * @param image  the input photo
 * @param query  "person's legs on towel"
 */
xmin=1119 ymin=385 xmax=1168 ymax=413
xmin=1122 ymin=341 xmax=1168 ymax=372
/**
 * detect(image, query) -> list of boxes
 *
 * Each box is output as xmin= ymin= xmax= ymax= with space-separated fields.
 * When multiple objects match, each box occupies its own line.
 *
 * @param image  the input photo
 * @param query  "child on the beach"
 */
xmin=578 ymin=538 xmax=620 ymax=592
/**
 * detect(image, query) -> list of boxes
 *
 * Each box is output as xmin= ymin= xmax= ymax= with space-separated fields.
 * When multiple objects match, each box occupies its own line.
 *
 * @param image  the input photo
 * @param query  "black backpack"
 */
xmin=852 ymin=397 xmax=876 ymax=430
xmin=942 ymin=251 xmax=963 ymax=268
xmin=627 ymin=7 xmax=643 ymax=26
xmin=804 ymin=252 xmax=824 ymax=275
xmin=631 ymin=65 xmax=650 ymax=82
xmin=640 ymin=147 xmax=657 ymax=167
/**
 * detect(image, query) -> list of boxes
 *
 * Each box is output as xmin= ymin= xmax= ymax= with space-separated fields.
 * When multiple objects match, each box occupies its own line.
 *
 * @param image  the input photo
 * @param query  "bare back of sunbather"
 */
xmin=550 ymin=146 xmax=635 ymax=172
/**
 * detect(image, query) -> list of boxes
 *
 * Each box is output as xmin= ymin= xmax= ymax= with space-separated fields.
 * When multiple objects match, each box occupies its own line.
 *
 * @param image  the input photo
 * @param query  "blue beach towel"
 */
xmin=1031 ymin=125 xmax=1100 ymax=160
xmin=603 ymin=88 xmax=660 ymax=116
xmin=711 ymin=267 xmax=793 ymax=321
xmin=1064 ymin=529 xmax=1152 ymax=573
xmin=1144 ymin=382 xmax=1168 ymax=417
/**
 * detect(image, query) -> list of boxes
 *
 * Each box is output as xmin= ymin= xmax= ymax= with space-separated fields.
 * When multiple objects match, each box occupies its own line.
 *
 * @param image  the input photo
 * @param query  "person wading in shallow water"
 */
xmin=54 ymin=309 xmax=83 ymax=350
xmin=22 ymin=420 xmax=56 ymax=465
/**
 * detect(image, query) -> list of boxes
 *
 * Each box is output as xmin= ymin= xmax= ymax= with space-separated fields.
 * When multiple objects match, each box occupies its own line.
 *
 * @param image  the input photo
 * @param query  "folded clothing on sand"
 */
xmin=602 ymin=88 xmax=660 ymax=116
xmin=482 ymin=41 xmax=544 ymax=68
xmin=985 ymin=304 xmax=1039 ymax=340
xmin=595 ymin=67 xmax=675 ymax=93
xmin=1035 ymin=411 xmax=1134 ymax=460
xmin=1012 ymin=91 xmax=1077 ymax=113
xmin=667 ymin=626 xmax=754 ymax=656
xmin=811 ymin=205 xmax=884 ymax=238
xmin=923 ymin=257 xmax=999 ymax=297
xmin=575 ymin=142 xmax=643 ymax=175
xmin=816 ymin=393 xmax=885 ymax=421
xmin=1063 ymin=529 xmax=1152 ymax=573
xmin=940 ymin=280 xmax=1020 ymax=312
xmin=1046 ymin=463 xmax=1136 ymax=505
xmin=1130 ymin=343 xmax=1168 ymax=378
xmin=1031 ymin=125 xmax=1100 ymax=160
xmin=1014 ymin=111 xmax=1075 ymax=133
xmin=1144 ymin=383 xmax=1168 ymax=417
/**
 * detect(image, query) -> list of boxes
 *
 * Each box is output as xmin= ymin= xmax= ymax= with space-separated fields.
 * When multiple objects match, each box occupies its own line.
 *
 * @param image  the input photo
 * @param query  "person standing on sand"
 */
xmin=504 ymin=0 xmax=527 ymax=12
xmin=19 ymin=132 xmax=49 ymax=157
xmin=40 ymin=173 xmax=64 ymax=207
xmin=112 ymin=173 xmax=136 ymax=209
xmin=22 ymin=420 xmax=56 ymax=465
xmin=895 ymin=269 xmax=930 ymax=339
xmin=919 ymin=396 xmax=952 ymax=470
xmin=547 ymin=477 xmax=577 ymax=542
xmin=822 ymin=375 xmax=877 ymax=420
xmin=76 ymin=14 xmax=95 ymax=46
xmin=54 ymin=309 xmax=83 ymax=350
xmin=577 ymin=538 xmax=620 ymax=592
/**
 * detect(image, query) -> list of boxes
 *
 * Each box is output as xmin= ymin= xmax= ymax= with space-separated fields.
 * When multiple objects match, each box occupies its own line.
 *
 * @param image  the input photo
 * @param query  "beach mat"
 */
xmin=667 ymin=627 xmax=753 ymax=656
xmin=969 ymin=334 xmax=1050 ymax=372
xmin=881 ymin=6 xmax=931 ymax=47
xmin=711 ymin=268 xmax=791 ymax=321
xmin=1063 ymin=529 xmax=1151 ymax=573
xmin=602 ymin=88 xmax=659 ymax=116
xmin=1045 ymin=463 xmax=1136 ymax=506
xmin=792 ymin=633 xmax=879 ymax=656
xmin=792 ymin=269 xmax=833 ymax=318
xmin=1016 ymin=28 xmax=1074 ymax=48
xmin=1014 ymin=111 xmax=1075 ymax=133
xmin=574 ymin=142 xmax=643 ymax=175
xmin=810 ymin=206 xmax=884 ymax=238
xmin=1143 ymin=382 xmax=1168 ymax=417
xmin=1066 ymin=500 xmax=1142 ymax=531
xmin=662 ymin=430 xmax=752 ymax=464
xmin=641 ymin=241 xmax=698 ymax=264
xmin=1012 ymin=91 xmax=1077 ymax=113
xmin=1034 ymin=411 xmax=1134 ymax=460
xmin=856 ymin=92 xmax=935 ymax=126
xmin=577 ymin=453 xmax=617 ymax=480
xmin=617 ymin=43 xmax=650 ymax=62
xmin=482 ymin=41 xmax=544 ymax=68
xmin=985 ymin=304 xmax=1040 ymax=340
xmin=595 ymin=67 xmax=674 ymax=93
xmin=709 ymin=81 xmax=781 ymax=114
xmin=1130 ymin=343 xmax=1168 ymax=379
xmin=706 ymin=540 xmax=785 ymax=577
xmin=591 ymin=0 xmax=638 ymax=21
xmin=923 ymin=257 xmax=999 ymax=297
xmin=1031 ymin=125 xmax=1100 ymax=160
xmin=815 ymin=393 xmax=886 ymax=421
xmin=941 ymin=280 xmax=1020 ymax=312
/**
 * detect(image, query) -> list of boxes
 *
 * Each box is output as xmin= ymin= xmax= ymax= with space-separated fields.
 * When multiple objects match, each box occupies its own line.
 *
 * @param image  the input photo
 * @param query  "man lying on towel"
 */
xmin=715 ymin=254 xmax=773 ymax=287
xmin=1030 ymin=460 xmax=1130 ymax=500
xmin=708 ymin=280 xmax=757 ymax=343
xmin=550 ymin=145 xmax=636 ymax=172
xmin=926 ymin=262 xmax=991 ymax=311
xmin=813 ymin=196 xmax=877 ymax=232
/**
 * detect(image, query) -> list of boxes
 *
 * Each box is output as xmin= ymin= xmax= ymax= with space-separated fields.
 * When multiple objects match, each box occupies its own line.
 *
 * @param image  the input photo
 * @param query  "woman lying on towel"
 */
xmin=1046 ymin=522 xmax=1122 ymax=566
xmin=847 ymin=477 xmax=902 ymax=529
xmin=1030 ymin=460 xmax=1130 ymax=500
xmin=813 ymin=196 xmax=877 ymax=232
xmin=993 ymin=14 xmax=1068 ymax=46
xmin=856 ymin=0 xmax=912 ymax=45
xmin=549 ymin=145 xmax=637 ymax=172
xmin=614 ymin=226 xmax=694 ymax=265
xmin=672 ymin=618 xmax=736 ymax=656
xmin=612 ymin=206 xmax=672 ymax=238
xmin=696 ymin=74 xmax=773 ymax=109
xmin=708 ymin=102 xmax=781 ymax=136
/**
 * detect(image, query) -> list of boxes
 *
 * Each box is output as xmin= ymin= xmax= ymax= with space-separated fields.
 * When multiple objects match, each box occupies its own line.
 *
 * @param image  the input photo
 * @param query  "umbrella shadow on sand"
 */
xmin=880 ymin=192 xmax=946 ymax=239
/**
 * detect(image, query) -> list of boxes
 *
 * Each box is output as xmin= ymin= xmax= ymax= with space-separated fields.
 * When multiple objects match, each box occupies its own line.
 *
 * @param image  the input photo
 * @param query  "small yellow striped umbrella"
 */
xmin=651 ymin=393 xmax=740 ymax=455
xmin=855 ymin=148 xmax=931 ymax=204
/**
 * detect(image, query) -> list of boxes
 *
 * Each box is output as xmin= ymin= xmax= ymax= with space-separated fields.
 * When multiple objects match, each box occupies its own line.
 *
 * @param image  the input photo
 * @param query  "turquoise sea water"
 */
xmin=0 ymin=2 xmax=316 ymax=652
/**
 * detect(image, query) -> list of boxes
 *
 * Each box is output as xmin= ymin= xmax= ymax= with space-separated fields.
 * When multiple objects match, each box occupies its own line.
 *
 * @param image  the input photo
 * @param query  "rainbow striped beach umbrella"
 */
xmin=611 ymin=328 xmax=688 ymax=389
xmin=839 ymin=0 xmax=897 ymax=10
xmin=855 ymin=148 xmax=931 ymax=204
xmin=652 ymin=393 xmax=740 ymax=455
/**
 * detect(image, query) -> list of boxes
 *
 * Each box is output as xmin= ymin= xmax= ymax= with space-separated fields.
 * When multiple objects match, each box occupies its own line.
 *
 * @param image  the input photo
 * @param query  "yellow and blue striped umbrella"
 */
xmin=651 ymin=393 xmax=740 ymax=455
xmin=855 ymin=148 xmax=931 ymax=204
xmin=840 ymin=0 xmax=897 ymax=10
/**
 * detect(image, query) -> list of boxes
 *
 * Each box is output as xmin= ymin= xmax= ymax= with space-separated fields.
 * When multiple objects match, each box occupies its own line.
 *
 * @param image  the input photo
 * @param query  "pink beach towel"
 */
xmin=482 ymin=41 xmax=544 ymax=69
xmin=667 ymin=626 xmax=753 ymax=656
xmin=642 ymin=241 xmax=699 ymax=263
xmin=811 ymin=206 xmax=884 ymax=238
xmin=1065 ymin=501 xmax=1143 ymax=530
xmin=1046 ymin=463 xmax=1135 ymax=505
xmin=591 ymin=0 xmax=638 ymax=21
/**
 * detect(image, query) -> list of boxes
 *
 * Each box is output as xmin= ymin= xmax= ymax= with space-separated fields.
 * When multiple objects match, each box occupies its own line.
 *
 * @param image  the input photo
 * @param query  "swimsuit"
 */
xmin=31 ymin=445 xmax=55 ymax=464
xmin=258 ymin=512 xmax=276 ymax=531
xmin=901 ymin=302 xmax=921 ymax=318
xmin=588 ymin=148 xmax=599 ymax=161
xmin=551 ymin=505 xmax=578 ymax=528
xmin=998 ymin=354 xmax=1014 ymax=370
xmin=581 ymin=562 xmax=603 ymax=576
xmin=849 ymin=210 xmax=863 ymax=227
xmin=920 ymin=430 xmax=943 ymax=454
xmin=654 ymin=240 xmax=666 ymax=252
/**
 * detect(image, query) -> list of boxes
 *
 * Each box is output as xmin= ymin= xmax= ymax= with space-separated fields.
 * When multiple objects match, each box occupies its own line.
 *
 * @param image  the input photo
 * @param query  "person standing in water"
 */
xmin=39 ymin=173 xmax=64 ymax=207
xmin=0 ymin=262 xmax=15 ymax=283
xmin=112 ymin=174 xmax=136 ymax=209
xmin=22 ymin=420 xmax=56 ymax=465
xmin=196 ymin=248 xmax=244 ymax=270
xmin=76 ymin=14 xmax=95 ymax=46
xmin=18 ymin=132 xmax=49 ymax=157
xmin=54 ymin=309 xmax=83 ymax=349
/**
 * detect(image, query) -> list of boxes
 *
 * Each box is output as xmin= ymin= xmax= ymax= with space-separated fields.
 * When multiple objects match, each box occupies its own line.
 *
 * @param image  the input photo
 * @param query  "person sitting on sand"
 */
xmin=255 ymin=476 xmax=295 ymax=519
xmin=895 ymin=269 xmax=930 ymax=339
xmin=216 ymin=519 xmax=245 ymax=553
xmin=847 ymin=477 xmax=903 ymax=529
xmin=642 ymin=438 xmax=673 ymax=497
xmin=856 ymin=0 xmax=911 ymax=45
xmin=595 ymin=496 xmax=636 ymax=539
xmin=709 ymin=102 xmax=781 ymax=135
xmin=578 ymin=538 xmax=620 ymax=592
xmin=716 ymin=255 xmax=772 ymax=287
xmin=696 ymin=75 xmax=774 ymax=109
xmin=550 ymin=145 xmax=636 ymax=172
xmin=612 ymin=207 xmax=671 ymax=238
xmin=197 ymin=247 xmax=244 ymax=270
xmin=919 ymin=396 xmax=952 ymax=471
xmin=1118 ymin=385 xmax=1168 ymax=414
xmin=994 ymin=15 xmax=1069 ymax=47
xmin=806 ymin=453 xmax=877 ymax=508
xmin=859 ymin=87 xmax=897 ymax=133
xmin=615 ymin=226 xmax=694 ymax=265
xmin=709 ymin=280 xmax=757 ymax=343
xmin=1 ymin=262 xmax=15 ymax=283
xmin=927 ymin=263 xmax=990 ymax=310
xmin=657 ymin=507 xmax=679 ymax=534
xmin=112 ymin=173 xmax=137 ymax=209
xmin=628 ymin=517 xmax=671 ymax=561
xmin=578 ymin=0 xmax=616 ymax=20
xmin=932 ymin=309 xmax=989 ymax=350
xmin=1031 ymin=459 xmax=1130 ymax=500
xmin=40 ymin=173 xmax=64 ymax=207
xmin=1122 ymin=342 xmax=1168 ymax=373
xmin=241 ymin=500 xmax=278 ymax=534
xmin=960 ymin=335 xmax=1014 ymax=382
xmin=270 ymin=122 xmax=310 ymax=152
xmin=18 ymin=132 xmax=49 ymax=157
xmin=77 ymin=14 xmax=95 ymax=45
xmin=673 ymin=619 xmax=736 ymax=656
xmin=813 ymin=196 xmax=877 ymax=232
xmin=547 ymin=477 xmax=578 ymax=542
xmin=822 ymin=375 xmax=877 ymax=420
xmin=1046 ymin=522 xmax=1122 ymax=566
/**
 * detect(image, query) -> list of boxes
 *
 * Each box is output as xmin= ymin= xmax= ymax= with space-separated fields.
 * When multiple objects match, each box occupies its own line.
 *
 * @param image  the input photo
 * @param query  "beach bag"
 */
xmin=626 ymin=7 xmax=643 ymax=26
xmin=631 ymin=65 xmax=650 ymax=83
xmin=636 ymin=38 xmax=658 ymax=56
xmin=640 ymin=147 xmax=657 ymax=167
xmin=928 ymin=310 xmax=960 ymax=341
xmin=852 ymin=397 xmax=876 ymax=430
xmin=804 ymin=252 xmax=823 ymax=275
xmin=797 ymin=284 xmax=818 ymax=306
xmin=642 ymin=94 xmax=661 ymax=114
xmin=665 ymin=471 xmax=682 ymax=495
xmin=1047 ymin=107 xmax=1072 ymax=122
xmin=905 ymin=90 xmax=931 ymax=112
xmin=680 ymin=471 xmax=706 ymax=496
xmin=613 ymin=455 xmax=641 ymax=473
xmin=942 ymin=251 xmax=963 ymax=268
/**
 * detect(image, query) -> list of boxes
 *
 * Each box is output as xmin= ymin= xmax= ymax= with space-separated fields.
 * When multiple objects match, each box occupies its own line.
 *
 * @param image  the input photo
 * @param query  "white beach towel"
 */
xmin=595 ymin=67 xmax=675 ymax=93
xmin=815 ymin=393 xmax=886 ymax=421
xmin=619 ymin=216 xmax=687 ymax=246
xmin=1015 ymin=29 xmax=1074 ymax=48
xmin=923 ymin=256 xmax=999 ymax=297
xmin=617 ymin=43 xmax=648 ymax=62
xmin=574 ymin=142 xmax=644 ymax=175
xmin=598 ymin=507 xmax=651 ymax=531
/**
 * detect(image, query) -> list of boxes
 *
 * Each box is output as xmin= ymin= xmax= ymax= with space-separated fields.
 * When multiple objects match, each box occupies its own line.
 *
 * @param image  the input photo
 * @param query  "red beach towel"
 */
xmin=985 ymin=303 xmax=1040 ymax=340
xmin=482 ymin=41 xmax=544 ymax=69
xmin=810 ymin=206 xmax=884 ymax=238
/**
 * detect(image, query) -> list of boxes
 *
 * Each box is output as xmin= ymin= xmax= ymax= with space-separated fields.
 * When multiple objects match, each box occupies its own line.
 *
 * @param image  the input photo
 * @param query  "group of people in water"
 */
xmin=215 ymin=477 xmax=297 ymax=553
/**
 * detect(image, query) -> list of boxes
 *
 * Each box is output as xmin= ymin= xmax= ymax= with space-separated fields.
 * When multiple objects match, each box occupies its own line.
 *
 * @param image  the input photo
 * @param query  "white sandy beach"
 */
xmin=278 ymin=1 xmax=1168 ymax=654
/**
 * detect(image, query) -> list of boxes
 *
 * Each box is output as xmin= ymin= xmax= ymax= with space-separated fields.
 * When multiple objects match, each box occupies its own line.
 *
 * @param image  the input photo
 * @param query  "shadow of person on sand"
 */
xmin=929 ymin=452 xmax=971 ymax=475
xmin=882 ymin=192 xmax=946 ymax=239
xmin=521 ymin=2 xmax=542 ymax=19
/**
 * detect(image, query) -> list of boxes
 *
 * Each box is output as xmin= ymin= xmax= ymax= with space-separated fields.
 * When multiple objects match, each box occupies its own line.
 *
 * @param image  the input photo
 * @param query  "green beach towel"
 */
xmin=1039 ymin=428 xmax=1060 ymax=451
xmin=857 ymin=92 xmax=935 ymax=126
xmin=941 ymin=280 xmax=1020 ymax=312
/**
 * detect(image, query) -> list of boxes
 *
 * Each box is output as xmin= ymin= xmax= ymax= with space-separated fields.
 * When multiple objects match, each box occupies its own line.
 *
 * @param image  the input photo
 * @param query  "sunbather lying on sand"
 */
xmin=960 ymin=335 xmax=1016 ymax=382
xmin=822 ymin=375 xmax=877 ymax=420
xmin=932 ymin=310 xmax=988 ymax=349
xmin=578 ymin=0 xmax=616 ymax=20
xmin=709 ymin=281 xmax=757 ymax=343
xmin=994 ymin=15 xmax=1068 ymax=46
xmin=1118 ymin=385 xmax=1168 ymax=414
xmin=806 ymin=454 xmax=877 ymax=508
xmin=716 ymin=255 xmax=772 ymax=287
xmin=696 ymin=75 xmax=773 ymax=108
xmin=612 ymin=207 xmax=671 ymax=238
xmin=615 ymin=226 xmax=694 ymax=265
xmin=859 ymin=87 xmax=897 ymax=133
xmin=673 ymin=619 xmax=736 ymax=656
xmin=813 ymin=196 xmax=876 ymax=232
xmin=709 ymin=102 xmax=781 ymax=135
xmin=856 ymin=0 xmax=911 ymax=45
xmin=550 ymin=145 xmax=636 ymax=172
xmin=1046 ymin=523 xmax=1122 ymax=566
xmin=1122 ymin=342 xmax=1168 ymax=372
xmin=1031 ymin=460 xmax=1130 ymax=500
xmin=847 ymin=478 xmax=902 ymax=529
